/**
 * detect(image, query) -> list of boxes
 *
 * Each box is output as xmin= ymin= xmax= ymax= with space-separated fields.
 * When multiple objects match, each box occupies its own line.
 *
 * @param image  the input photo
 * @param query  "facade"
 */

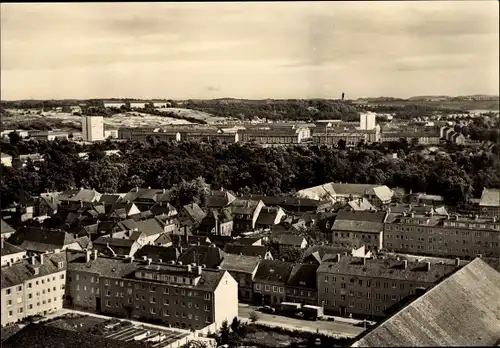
xmin=380 ymin=131 xmax=440 ymax=145
xmin=255 ymin=206 xmax=287 ymax=230
xmin=285 ymin=264 xmax=318 ymax=306
xmin=1 ymin=219 xmax=16 ymax=240
xmin=316 ymin=255 xmax=459 ymax=318
xmin=229 ymin=199 xmax=265 ymax=233
xmin=179 ymin=131 xmax=238 ymax=144
xmin=239 ymin=128 xmax=302 ymax=145
xmin=66 ymin=251 xmax=238 ymax=331
xmin=359 ymin=112 xmax=376 ymax=131
xmin=1 ymin=252 xmax=67 ymax=326
xmin=253 ymin=259 xmax=294 ymax=306
xmin=330 ymin=211 xmax=387 ymax=251
xmin=82 ymin=116 xmax=104 ymax=142
xmin=219 ymin=254 xmax=260 ymax=301
xmin=312 ymin=132 xmax=366 ymax=147
xmin=383 ymin=213 xmax=500 ymax=259
xmin=478 ymin=188 xmax=500 ymax=218
xmin=1 ymin=240 xmax=27 ymax=267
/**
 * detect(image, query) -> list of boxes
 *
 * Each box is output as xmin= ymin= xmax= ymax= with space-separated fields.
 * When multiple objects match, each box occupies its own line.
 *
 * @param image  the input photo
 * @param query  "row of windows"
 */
xmin=255 ymin=284 xmax=284 ymax=293
xmin=334 ymin=232 xmax=376 ymax=239
xmin=323 ymin=277 xmax=410 ymax=289
xmin=386 ymin=224 xmax=499 ymax=235
xmin=101 ymin=280 xmax=210 ymax=300
xmin=6 ymin=296 xmax=63 ymax=315
xmin=5 ymin=274 xmax=64 ymax=295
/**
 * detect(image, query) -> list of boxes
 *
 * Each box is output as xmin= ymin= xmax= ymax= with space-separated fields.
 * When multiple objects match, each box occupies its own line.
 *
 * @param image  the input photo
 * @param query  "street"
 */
xmin=238 ymin=305 xmax=366 ymax=338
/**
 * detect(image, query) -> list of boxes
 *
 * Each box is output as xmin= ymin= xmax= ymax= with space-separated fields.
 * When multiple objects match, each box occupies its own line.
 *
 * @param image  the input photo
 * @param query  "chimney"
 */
xmin=30 ymin=256 xmax=36 ymax=265
xmin=39 ymin=254 xmax=44 ymax=265
xmin=197 ymin=265 xmax=202 ymax=275
xmin=135 ymin=186 xmax=139 ymax=192
xmin=336 ymin=253 xmax=341 ymax=262
xmin=142 ymin=256 xmax=148 ymax=261
xmin=426 ymin=261 xmax=431 ymax=272
xmin=455 ymin=258 xmax=460 ymax=266
xmin=362 ymin=257 xmax=366 ymax=265
xmin=129 ymin=256 xmax=134 ymax=263
xmin=147 ymin=258 xmax=152 ymax=265
xmin=85 ymin=250 xmax=92 ymax=263
xmin=93 ymin=249 xmax=98 ymax=260
xmin=477 ymin=254 xmax=482 ymax=259
xmin=474 ymin=214 xmax=479 ymax=220
xmin=403 ymin=260 xmax=408 ymax=269
xmin=187 ymin=265 xmax=192 ymax=272
xmin=410 ymin=212 xmax=415 ymax=218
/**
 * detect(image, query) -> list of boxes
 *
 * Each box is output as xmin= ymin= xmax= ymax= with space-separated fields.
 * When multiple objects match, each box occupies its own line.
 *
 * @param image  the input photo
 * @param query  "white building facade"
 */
xmin=82 ymin=116 xmax=104 ymax=142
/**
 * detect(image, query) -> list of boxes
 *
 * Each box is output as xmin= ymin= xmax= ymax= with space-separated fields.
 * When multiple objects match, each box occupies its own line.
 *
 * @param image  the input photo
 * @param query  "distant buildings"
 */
xmin=359 ymin=112 xmax=376 ymax=131
xmin=82 ymin=115 xmax=104 ymax=142
xmin=478 ymin=188 xmax=500 ymax=218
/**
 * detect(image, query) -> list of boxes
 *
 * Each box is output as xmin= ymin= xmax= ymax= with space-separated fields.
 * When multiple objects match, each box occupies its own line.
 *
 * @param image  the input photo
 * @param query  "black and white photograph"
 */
xmin=1 ymin=1 xmax=499 ymax=347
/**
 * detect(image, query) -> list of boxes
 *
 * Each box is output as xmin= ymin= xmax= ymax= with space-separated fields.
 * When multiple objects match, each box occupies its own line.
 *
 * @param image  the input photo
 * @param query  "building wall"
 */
xmin=285 ymin=288 xmax=317 ymax=306
xmin=316 ymin=272 xmax=432 ymax=318
xmin=479 ymin=206 xmax=500 ymax=218
xmin=253 ymin=281 xmax=286 ymax=305
xmin=2 ymin=269 xmax=66 ymax=326
xmin=330 ymin=231 xmax=382 ymax=251
xmin=82 ymin=116 xmax=104 ymax=142
xmin=66 ymin=270 xmax=101 ymax=311
xmin=1 ymin=251 xmax=27 ymax=267
xmin=226 ymin=271 xmax=255 ymax=301
xmin=213 ymin=271 xmax=239 ymax=326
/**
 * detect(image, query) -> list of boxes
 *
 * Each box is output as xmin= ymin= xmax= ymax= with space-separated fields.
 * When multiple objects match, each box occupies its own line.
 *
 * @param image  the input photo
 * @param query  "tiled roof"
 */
xmin=12 ymin=227 xmax=77 ymax=252
xmin=1 ymin=241 xmax=25 ymax=257
xmin=286 ymin=263 xmax=318 ymax=289
xmin=229 ymin=199 xmax=262 ymax=216
xmin=93 ymin=236 xmax=136 ymax=248
xmin=233 ymin=237 xmax=263 ymax=246
xmin=207 ymin=191 xmax=236 ymax=208
xmin=256 ymin=207 xmax=283 ymax=225
xmin=181 ymin=203 xmax=207 ymax=223
xmin=57 ymin=189 xmax=100 ymax=202
xmin=220 ymin=254 xmax=261 ymax=274
xmin=275 ymin=233 xmax=306 ymax=247
xmin=479 ymin=188 xmax=500 ymax=207
xmin=154 ymin=233 xmax=172 ymax=245
xmin=1 ymin=252 xmax=66 ymax=289
xmin=303 ymin=245 xmax=350 ymax=261
xmin=2 ymin=324 xmax=149 ymax=348
xmin=67 ymin=252 xmax=138 ymax=278
xmin=39 ymin=193 xmax=59 ymax=211
xmin=135 ymin=245 xmax=180 ymax=263
xmin=242 ymin=195 xmax=328 ymax=210
xmin=150 ymin=203 xmax=177 ymax=217
xmin=317 ymin=255 xmax=459 ymax=283
xmin=99 ymin=193 xmax=124 ymax=205
xmin=1 ymin=219 xmax=16 ymax=235
xmin=178 ymin=245 xmax=225 ymax=269
xmin=224 ymin=243 xmax=269 ymax=258
xmin=348 ymin=198 xmax=375 ymax=211
xmin=116 ymin=218 xmax=139 ymax=231
xmin=332 ymin=211 xmax=386 ymax=233
xmin=254 ymin=259 xmax=294 ymax=284
xmin=368 ymin=186 xmax=393 ymax=202
xmin=351 ymin=258 xmax=500 ymax=347
xmin=135 ymin=218 xmax=165 ymax=236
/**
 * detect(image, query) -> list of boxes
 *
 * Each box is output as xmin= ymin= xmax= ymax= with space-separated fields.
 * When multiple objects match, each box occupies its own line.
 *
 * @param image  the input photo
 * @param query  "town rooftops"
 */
xmin=317 ymin=255 xmax=459 ymax=283
xmin=332 ymin=211 xmax=387 ymax=233
xmin=1 ymin=240 xmax=25 ymax=257
xmin=1 ymin=252 xmax=66 ymax=289
xmin=1 ymin=219 xmax=16 ymax=235
xmin=178 ymin=245 xmax=225 ymax=269
xmin=181 ymin=203 xmax=207 ymax=223
xmin=275 ymin=233 xmax=306 ymax=247
xmin=256 ymin=207 xmax=283 ymax=225
xmin=297 ymin=183 xmax=387 ymax=201
xmin=2 ymin=324 xmax=151 ymax=348
xmin=254 ymin=259 xmax=294 ymax=284
xmin=351 ymin=258 xmax=500 ymax=347
xmin=479 ymin=188 xmax=500 ymax=207
xmin=93 ymin=236 xmax=137 ymax=248
xmin=134 ymin=245 xmax=180 ymax=263
xmin=57 ymin=188 xmax=100 ymax=202
xmin=207 ymin=190 xmax=237 ymax=209
xmin=242 ymin=195 xmax=329 ymax=210
xmin=224 ymin=243 xmax=269 ymax=258
xmin=229 ymin=199 xmax=262 ymax=216
xmin=219 ymin=254 xmax=261 ymax=274
xmin=10 ymin=227 xmax=77 ymax=252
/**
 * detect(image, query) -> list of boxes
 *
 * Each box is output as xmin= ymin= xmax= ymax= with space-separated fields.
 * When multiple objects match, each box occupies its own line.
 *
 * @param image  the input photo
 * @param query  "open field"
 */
xmin=2 ymin=109 xmax=193 ymax=132
xmin=160 ymin=107 xmax=229 ymax=124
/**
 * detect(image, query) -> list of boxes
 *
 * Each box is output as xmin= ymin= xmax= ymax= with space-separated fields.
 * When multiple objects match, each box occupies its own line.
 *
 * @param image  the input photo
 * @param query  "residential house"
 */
xmin=347 ymin=198 xmax=375 ymax=212
xmin=238 ymin=128 xmax=302 ymax=145
xmin=8 ymin=227 xmax=83 ymax=255
xmin=179 ymin=130 xmax=239 ymax=144
xmin=316 ymin=254 xmax=460 ymax=318
xmin=274 ymin=234 xmax=308 ymax=251
xmin=153 ymin=233 xmax=173 ymax=247
xmin=1 ymin=252 xmax=67 ymax=326
xmin=224 ymin=243 xmax=273 ymax=260
xmin=312 ymin=131 xmax=366 ymax=147
xmin=219 ymin=254 xmax=261 ymax=301
xmin=1 ymin=153 xmax=12 ymax=167
xmin=66 ymin=251 xmax=238 ymax=330
xmin=242 ymin=195 xmax=331 ymax=214
xmin=253 ymin=259 xmax=294 ymax=306
xmin=178 ymin=245 xmax=225 ymax=269
xmin=98 ymin=194 xmax=124 ymax=207
xmin=106 ymin=202 xmax=141 ymax=220
xmin=199 ymin=209 xmax=234 ymax=236
xmin=206 ymin=190 xmax=237 ymax=210
xmin=57 ymin=189 xmax=102 ymax=210
xmin=178 ymin=203 xmax=207 ymax=230
xmin=383 ymin=213 xmax=500 ymax=259
xmin=92 ymin=237 xmax=140 ymax=257
xmin=1 ymin=239 xmax=27 ymax=267
xmin=122 ymin=187 xmax=170 ymax=211
xmin=256 ymin=207 xmax=287 ymax=230
xmin=1 ymin=219 xmax=16 ymax=240
xmin=330 ymin=211 xmax=387 ymax=251
xmin=303 ymin=245 xmax=354 ymax=265
xmin=134 ymin=245 xmax=180 ymax=263
xmin=229 ymin=199 xmax=265 ymax=233
xmin=478 ymin=188 xmax=500 ymax=218
xmin=233 ymin=236 xmax=265 ymax=246
xmin=134 ymin=218 xmax=168 ymax=246
xmin=34 ymin=192 xmax=60 ymax=217
xmin=351 ymin=258 xmax=500 ymax=347
xmin=285 ymin=264 xmax=318 ymax=306
xmin=409 ymin=193 xmax=445 ymax=206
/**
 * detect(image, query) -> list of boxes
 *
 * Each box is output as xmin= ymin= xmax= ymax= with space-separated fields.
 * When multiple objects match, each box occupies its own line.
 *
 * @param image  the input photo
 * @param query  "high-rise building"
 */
xmin=359 ymin=112 xmax=376 ymax=130
xmin=82 ymin=116 xmax=104 ymax=142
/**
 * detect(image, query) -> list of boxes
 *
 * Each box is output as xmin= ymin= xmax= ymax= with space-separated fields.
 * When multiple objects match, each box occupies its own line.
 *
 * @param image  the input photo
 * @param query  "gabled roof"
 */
xmin=275 ymin=233 xmax=306 ymax=247
xmin=479 ymin=188 xmax=500 ymax=207
xmin=93 ymin=236 xmax=137 ymax=248
xmin=332 ymin=211 xmax=387 ymax=233
xmin=181 ymin=203 xmax=207 ymax=223
xmin=178 ymin=245 xmax=225 ymax=269
xmin=219 ymin=254 xmax=261 ymax=274
xmin=135 ymin=218 xmax=165 ymax=236
xmin=1 ymin=241 xmax=25 ymax=257
xmin=254 ymin=259 xmax=294 ymax=284
xmin=286 ymin=263 xmax=318 ymax=289
xmin=150 ymin=203 xmax=177 ymax=217
xmin=116 ymin=218 xmax=139 ymax=231
xmin=154 ymin=233 xmax=172 ymax=245
xmin=351 ymin=258 xmax=500 ymax=347
xmin=11 ymin=227 xmax=76 ymax=252
xmin=134 ymin=245 xmax=180 ymax=263
xmin=207 ymin=191 xmax=237 ymax=209
xmin=367 ymin=186 xmax=393 ymax=202
xmin=39 ymin=193 xmax=59 ymax=211
xmin=224 ymin=243 xmax=269 ymax=258
xmin=1 ymin=252 xmax=67 ymax=289
xmin=348 ymin=198 xmax=375 ymax=211
xmin=241 ymin=195 xmax=327 ymax=210
xmin=99 ymin=193 xmax=124 ymax=205
xmin=1 ymin=219 xmax=16 ymax=235
xmin=57 ymin=189 xmax=100 ymax=202
xmin=256 ymin=207 xmax=283 ymax=225
xmin=229 ymin=199 xmax=262 ymax=216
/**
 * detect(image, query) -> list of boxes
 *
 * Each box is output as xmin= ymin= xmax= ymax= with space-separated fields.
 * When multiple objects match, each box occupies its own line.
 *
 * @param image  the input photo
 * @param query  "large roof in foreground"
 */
xmin=351 ymin=258 xmax=500 ymax=347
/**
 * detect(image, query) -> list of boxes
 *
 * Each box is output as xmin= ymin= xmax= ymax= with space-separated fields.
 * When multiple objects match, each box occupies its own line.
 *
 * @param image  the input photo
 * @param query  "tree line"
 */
xmin=1 ymin=137 xmax=499 ymax=210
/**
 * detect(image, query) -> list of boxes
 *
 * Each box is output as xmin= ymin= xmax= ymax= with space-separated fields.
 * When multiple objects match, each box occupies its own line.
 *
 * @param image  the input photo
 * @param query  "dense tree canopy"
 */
xmin=1 ymin=137 xmax=499 ymax=210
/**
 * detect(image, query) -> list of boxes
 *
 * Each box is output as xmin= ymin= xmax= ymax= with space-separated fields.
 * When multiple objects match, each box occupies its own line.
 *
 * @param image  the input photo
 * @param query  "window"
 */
xmin=150 ymin=308 xmax=156 ymax=314
xmin=324 ymin=275 xmax=328 ymax=282
xmin=163 ymin=299 xmax=169 ymax=305
xmin=28 ymin=283 xmax=32 ymax=289
xmin=204 ymin=293 xmax=211 ymax=300
xmin=164 ymin=288 xmax=169 ymax=294
xmin=205 ymin=316 xmax=212 ymax=323
xmin=255 ymin=284 xmax=261 ymax=290
xmin=6 ymin=289 xmax=11 ymax=295
xmin=28 ymin=293 xmax=33 ymax=299
xmin=264 ymin=285 xmax=270 ymax=291
xmin=164 ymin=310 xmax=169 ymax=317
xmin=150 ymin=296 xmax=156 ymax=304
xmin=7 ymin=300 xmax=12 ymax=307
xmin=76 ymin=275 xmax=79 ymax=281
xmin=204 ymin=304 xmax=211 ymax=311
xmin=8 ymin=311 xmax=13 ymax=317
xmin=106 ymin=300 xmax=111 ymax=307
xmin=17 ymin=285 xmax=22 ymax=292
xmin=340 ymin=295 xmax=346 ymax=301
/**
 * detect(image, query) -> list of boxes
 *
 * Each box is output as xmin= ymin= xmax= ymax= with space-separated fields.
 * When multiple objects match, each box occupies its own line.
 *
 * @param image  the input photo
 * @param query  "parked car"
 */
xmin=258 ymin=305 xmax=276 ymax=314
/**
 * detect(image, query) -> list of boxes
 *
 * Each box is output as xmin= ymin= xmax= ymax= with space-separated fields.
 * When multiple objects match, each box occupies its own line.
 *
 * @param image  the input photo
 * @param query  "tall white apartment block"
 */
xmin=82 ymin=116 xmax=104 ymax=142
xmin=359 ymin=112 xmax=376 ymax=130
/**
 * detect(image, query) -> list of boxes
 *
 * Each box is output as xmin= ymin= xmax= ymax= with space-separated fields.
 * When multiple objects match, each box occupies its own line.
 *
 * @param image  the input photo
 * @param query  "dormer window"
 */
xmin=33 ymin=267 xmax=40 ymax=276
xmin=58 ymin=262 xmax=64 ymax=269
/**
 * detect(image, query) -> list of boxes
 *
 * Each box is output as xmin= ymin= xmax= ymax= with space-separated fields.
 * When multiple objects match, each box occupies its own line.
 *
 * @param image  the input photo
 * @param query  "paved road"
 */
xmin=238 ymin=305 xmax=365 ymax=338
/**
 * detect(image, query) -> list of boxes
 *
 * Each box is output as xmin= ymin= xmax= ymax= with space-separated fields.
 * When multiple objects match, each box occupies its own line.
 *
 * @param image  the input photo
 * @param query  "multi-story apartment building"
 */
xmin=66 ymin=251 xmax=238 ymax=331
xmin=312 ymin=132 xmax=366 ymax=147
xmin=1 ymin=240 xmax=26 ymax=267
xmin=478 ymin=188 xmax=500 ymax=218
xmin=1 ymin=252 xmax=67 ymax=326
xmin=229 ymin=199 xmax=265 ymax=233
xmin=285 ymin=264 xmax=318 ymax=306
xmin=330 ymin=211 xmax=387 ymax=251
xmin=82 ymin=115 xmax=104 ymax=142
xmin=179 ymin=130 xmax=239 ymax=144
xmin=316 ymin=254 xmax=459 ymax=318
xmin=253 ymin=259 xmax=294 ymax=306
xmin=238 ymin=128 xmax=302 ymax=145
xmin=384 ymin=213 xmax=500 ymax=259
xmin=380 ymin=131 xmax=440 ymax=145
xmin=219 ymin=254 xmax=260 ymax=302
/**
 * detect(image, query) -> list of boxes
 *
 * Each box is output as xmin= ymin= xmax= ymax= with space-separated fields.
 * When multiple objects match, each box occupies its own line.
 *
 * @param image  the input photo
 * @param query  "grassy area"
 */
xmin=360 ymin=100 xmax=500 ymax=111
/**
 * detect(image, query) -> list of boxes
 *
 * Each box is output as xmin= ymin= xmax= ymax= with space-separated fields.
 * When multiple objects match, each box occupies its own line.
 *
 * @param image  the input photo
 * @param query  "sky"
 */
xmin=1 ymin=1 xmax=499 ymax=100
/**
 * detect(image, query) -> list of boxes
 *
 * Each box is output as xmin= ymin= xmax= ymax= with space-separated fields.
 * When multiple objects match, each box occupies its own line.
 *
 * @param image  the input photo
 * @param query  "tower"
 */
xmin=82 ymin=115 xmax=104 ymax=142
